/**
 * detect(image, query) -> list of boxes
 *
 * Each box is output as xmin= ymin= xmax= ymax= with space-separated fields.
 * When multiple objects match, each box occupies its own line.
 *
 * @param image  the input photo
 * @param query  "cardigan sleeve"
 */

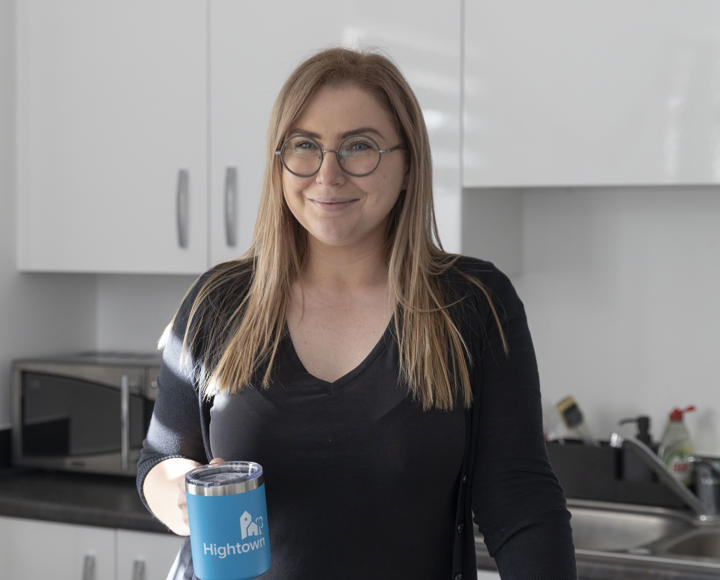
xmin=135 ymin=273 xmax=212 ymax=513
xmin=467 ymin=262 xmax=577 ymax=579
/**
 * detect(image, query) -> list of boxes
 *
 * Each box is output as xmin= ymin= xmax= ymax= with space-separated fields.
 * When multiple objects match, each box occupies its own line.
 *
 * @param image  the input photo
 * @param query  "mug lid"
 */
xmin=185 ymin=461 xmax=264 ymax=496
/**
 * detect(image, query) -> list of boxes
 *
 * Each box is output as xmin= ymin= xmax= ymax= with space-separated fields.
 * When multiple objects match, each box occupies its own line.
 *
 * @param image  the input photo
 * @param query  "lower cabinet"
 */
xmin=116 ymin=529 xmax=184 ymax=580
xmin=0 ymin=517 xmax=114 ymax=579
xmin=0 ymin=516 xmax=183 ymax=580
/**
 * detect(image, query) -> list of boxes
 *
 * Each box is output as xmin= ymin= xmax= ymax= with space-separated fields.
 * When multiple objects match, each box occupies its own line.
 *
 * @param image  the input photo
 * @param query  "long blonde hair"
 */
xmin=175 ymin=48 xmax=507 ymax=410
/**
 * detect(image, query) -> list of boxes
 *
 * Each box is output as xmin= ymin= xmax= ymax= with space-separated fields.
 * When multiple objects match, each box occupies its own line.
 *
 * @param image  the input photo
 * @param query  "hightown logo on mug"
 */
xmin=203 ymin=510 xmax=267 ymax=560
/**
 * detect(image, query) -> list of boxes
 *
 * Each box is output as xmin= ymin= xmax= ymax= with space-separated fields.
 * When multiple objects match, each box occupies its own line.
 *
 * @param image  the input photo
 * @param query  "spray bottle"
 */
xmin=658 ymin=405 xmax=696 ymax=486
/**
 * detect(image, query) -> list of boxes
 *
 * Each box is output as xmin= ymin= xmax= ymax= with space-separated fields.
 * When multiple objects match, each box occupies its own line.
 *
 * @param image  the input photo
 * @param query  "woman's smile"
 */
xmin=308 ymin=197 xmax=359 ymax=211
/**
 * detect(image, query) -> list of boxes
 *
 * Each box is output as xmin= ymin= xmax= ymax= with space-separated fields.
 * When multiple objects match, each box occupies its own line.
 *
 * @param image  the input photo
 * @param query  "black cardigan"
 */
xmin=138 ymin=257 xmax=577 ymax=579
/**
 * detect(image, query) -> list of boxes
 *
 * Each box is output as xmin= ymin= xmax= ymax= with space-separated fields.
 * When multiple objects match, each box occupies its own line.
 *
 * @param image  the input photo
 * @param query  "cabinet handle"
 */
xmin=82 ymin=554 xmax=95 ymax=580
xmin=224 ymin=166 xmax=238 ymax=247
xmin=120 ymin=374 xmax=130 ymax=472
xmin=131 ymin=559 xmax=146 ymax=580
xmin=176 ymin=169 xmax=189 ymax=248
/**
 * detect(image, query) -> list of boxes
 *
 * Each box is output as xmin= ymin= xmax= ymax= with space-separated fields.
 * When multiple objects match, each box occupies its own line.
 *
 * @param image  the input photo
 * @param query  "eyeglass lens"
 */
xmin=281 ymin=135 xmax=382 ymax=177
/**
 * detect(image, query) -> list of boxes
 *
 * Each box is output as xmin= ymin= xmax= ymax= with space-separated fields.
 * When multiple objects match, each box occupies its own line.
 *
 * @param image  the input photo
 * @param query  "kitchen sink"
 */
xmin=476 ymin=500 xmax=720 ymax=577
xmin=569 ymin=500 xmax=696 ymax=552
xmin=658 ymin=529 xmax=720 ymax=559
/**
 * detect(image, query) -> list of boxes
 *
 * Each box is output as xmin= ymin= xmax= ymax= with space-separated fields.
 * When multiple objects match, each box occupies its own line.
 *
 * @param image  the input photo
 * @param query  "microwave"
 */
xmin=11 ymin=352 xmax=161 ymax=476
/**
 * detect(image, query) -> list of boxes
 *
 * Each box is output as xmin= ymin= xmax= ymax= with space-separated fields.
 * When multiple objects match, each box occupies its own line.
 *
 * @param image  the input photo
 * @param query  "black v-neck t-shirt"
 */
xmin=138 ymin=257 xmax=576 ymax=579
xmin=209 ymin=320 xmax=465 ymax=579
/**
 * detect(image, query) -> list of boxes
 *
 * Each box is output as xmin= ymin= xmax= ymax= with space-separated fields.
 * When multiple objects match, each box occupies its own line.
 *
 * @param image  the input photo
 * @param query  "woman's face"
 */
xmin=281 ymin=83 xmax=407 ymax=253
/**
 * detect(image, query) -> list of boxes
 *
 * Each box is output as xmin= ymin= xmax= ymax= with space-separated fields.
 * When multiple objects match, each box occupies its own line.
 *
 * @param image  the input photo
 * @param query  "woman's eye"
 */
xmin=294 ymin=140 xmax=318 ymax=151
xmin=343 ymin=138 xmax=375 ymax=154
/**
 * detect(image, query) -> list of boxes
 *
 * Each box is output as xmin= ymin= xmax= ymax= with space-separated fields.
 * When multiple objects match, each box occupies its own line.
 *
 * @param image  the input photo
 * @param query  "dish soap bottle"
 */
xmin=658 ymin=405 xmax=696 ymax=485
xmin=618 ymin=415 xmax=657 ymax=482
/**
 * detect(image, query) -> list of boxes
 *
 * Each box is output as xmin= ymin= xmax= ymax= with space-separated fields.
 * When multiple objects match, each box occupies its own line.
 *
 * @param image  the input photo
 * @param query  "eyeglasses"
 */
xmin=274 ymin=134 xmax=405 ymax=178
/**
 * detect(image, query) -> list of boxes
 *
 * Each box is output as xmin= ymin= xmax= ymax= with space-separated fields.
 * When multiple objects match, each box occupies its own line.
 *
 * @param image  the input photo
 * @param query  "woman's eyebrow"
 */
xmin=341 ymin=127 xmax=384 ymax=139
xmin=289 ymin=127 xmax=385 ymax=140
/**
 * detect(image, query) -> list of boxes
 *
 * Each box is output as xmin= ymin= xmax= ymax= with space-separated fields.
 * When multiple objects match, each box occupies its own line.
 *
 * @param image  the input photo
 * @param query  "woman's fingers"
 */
xmin=176 ymin=479 xmax=188 ymax=528
xmin=176 ymin=458 xmax=226 ymax=529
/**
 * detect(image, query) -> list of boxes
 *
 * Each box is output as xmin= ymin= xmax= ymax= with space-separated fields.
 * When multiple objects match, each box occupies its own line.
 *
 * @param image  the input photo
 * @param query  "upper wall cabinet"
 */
xmin=16 ymin=0 xmax=461 ymax=274
xmin=16 ymin=0 xmax=209 ymax=274
xmin=464 ymin=0 xmax=720 ymax=187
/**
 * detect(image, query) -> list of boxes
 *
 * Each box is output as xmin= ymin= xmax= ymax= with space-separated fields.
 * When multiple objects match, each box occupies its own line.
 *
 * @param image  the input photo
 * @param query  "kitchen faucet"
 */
xmin=609 ymin=432 xmax=720 ymax=523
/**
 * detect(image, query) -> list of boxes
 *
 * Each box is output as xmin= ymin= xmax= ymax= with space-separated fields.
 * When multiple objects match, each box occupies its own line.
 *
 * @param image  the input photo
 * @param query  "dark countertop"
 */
xmin=0 ymin=467 xmax=170 ymax=534
xmin=3 ymin=467 xmax=719 ymax=579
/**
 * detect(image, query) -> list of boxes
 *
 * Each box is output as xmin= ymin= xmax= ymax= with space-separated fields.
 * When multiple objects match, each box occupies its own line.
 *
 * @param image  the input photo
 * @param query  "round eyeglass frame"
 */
xmin=274 ymin=134 xmax=405 ymax=178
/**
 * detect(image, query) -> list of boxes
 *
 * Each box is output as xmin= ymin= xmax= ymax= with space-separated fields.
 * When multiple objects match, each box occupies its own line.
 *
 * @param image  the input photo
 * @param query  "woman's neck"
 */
xmin=300 ymin=237 xmax=389 ymax=293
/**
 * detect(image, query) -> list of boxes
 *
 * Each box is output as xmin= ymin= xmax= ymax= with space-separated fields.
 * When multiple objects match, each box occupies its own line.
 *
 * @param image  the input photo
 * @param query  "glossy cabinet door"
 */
xmin=464 ymin=0 xmax=720 ymax=187
xmin=116 ymin=529 xmax=184 ymax=580
xmin=208 ymin=0 xmax=462 ymax=263
xmin=0 ymin=516 xmax=115 ymax=580
xmin=16 ymin=0 xmax=208 ymax=273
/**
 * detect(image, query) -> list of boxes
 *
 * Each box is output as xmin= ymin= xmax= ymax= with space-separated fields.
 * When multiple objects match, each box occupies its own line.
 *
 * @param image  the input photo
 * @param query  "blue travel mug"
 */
xmin=186 ymin=461 xmax=271 ymax=580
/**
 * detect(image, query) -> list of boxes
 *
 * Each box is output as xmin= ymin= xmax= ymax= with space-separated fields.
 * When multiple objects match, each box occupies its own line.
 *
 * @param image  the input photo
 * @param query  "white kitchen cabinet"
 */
xmin=464 ymin=0 xmax=720 ymax=187
xmin=16 ymin=0 xmax=208 ymax=273
xmin=0 ymin=516 xmax=183 ymax=580
xmin=0 ymin=516 xmax=116 ymax=580
xmin=116 ymin=529 xmax=183 ymax=580
xmin=17 ymin=0 xmax=461 ymax=274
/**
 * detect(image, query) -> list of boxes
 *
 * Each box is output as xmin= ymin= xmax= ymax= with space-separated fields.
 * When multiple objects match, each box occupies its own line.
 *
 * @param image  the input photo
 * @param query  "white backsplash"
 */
xmin=95 ymin=273 xmax=197 ymax=354
xmin=479 ymin=185 xmax=720 ymax=455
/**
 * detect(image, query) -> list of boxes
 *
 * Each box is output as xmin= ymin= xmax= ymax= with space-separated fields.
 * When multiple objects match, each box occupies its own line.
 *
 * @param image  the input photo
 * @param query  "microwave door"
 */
xmin=23 ymin=371 xmax=122 ymax=456
xmin=19 ymin=368 xmax=148 ymax=474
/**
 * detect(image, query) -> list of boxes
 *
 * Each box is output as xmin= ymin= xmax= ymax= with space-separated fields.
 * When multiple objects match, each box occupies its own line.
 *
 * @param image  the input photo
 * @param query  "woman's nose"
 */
xmin=315 ymin=150 xmax=345 ymax=185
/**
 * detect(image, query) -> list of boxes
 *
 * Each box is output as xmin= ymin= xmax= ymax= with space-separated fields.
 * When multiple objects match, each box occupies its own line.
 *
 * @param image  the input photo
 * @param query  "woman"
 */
xmin=138 ymin=48 xmax=577 ymax=579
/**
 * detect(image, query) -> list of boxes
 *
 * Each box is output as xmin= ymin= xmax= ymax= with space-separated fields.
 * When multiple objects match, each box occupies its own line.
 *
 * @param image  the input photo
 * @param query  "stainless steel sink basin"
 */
xmin=658 ymin=529 xmax=720 ymax=559
xmin=476 ymin=500 xmax=720 ymax=577
xmin=569 ymin=500 xmax=696 ymax=552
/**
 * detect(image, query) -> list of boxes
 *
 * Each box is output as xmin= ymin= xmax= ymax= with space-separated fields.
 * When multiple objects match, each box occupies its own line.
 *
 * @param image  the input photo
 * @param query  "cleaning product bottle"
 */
xmin=658 ymin=405 xmax=696 ymax=486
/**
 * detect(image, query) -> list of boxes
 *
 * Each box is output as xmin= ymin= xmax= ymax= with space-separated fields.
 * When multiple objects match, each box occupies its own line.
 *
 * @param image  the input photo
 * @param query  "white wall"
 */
xmin=95 ymin=274 xmax=195 ymax=353
xmin=0 ymin=0 xmax=97 ymax=428
xmin=465 ymin=186 xmax=720 ymax=455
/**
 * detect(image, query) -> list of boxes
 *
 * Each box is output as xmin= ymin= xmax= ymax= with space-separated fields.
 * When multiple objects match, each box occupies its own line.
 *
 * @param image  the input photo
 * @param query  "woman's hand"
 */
xmin=144 ymin=457 xmax=224 ymax=536
xmin=176 ymin=457 xmax=226 ymax=531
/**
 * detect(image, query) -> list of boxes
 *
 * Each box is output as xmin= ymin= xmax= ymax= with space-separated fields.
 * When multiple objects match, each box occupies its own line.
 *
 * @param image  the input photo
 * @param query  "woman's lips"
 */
xmin=309 ymin=198 xmax=358 ymax=211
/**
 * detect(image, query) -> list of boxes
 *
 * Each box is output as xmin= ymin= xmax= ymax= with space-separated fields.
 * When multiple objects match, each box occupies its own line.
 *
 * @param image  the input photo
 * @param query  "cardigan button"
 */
xmin=457 ymin=523 xmax=465 ymax=535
